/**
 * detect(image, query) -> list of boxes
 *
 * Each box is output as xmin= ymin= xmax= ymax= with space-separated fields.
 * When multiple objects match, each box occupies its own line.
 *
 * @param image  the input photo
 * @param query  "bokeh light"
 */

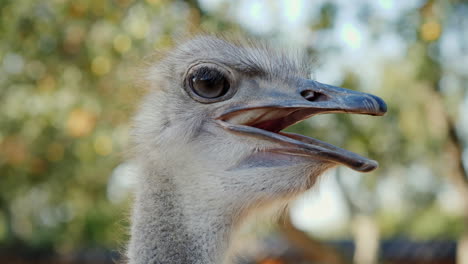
xmin=1 ymin=0 xmax=467 ymax=263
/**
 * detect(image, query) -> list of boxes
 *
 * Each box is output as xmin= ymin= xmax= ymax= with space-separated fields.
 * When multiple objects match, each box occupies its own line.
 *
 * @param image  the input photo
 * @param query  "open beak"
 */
xmin=216 ymin=79 xmax=387 ymax=172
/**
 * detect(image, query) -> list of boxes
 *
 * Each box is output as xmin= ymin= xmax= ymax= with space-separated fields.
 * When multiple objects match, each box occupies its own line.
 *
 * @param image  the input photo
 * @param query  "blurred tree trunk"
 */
xmin=335 ymin=170 xmax=379 ymax=264
xmin=0 ymin=197 xmax=15 ymax=243
xmin=422 ymin=65 xmax=468 ymax=264
xmin=279 ymin=214 xmax=348 ymax=264
xmin=419 ymin=3 xmax=468 ymax=262
xmin=440 ymin=102 xmax=468 ymax=264
xmin=351 ymin=215 xmax=379 ymax=264
xmin=419 ymin=1 xmax=468 ymax=262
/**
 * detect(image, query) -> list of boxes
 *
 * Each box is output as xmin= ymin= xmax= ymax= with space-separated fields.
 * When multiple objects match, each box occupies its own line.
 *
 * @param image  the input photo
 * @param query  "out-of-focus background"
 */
xmin=1 ymin=0 xmax=467 ymax=263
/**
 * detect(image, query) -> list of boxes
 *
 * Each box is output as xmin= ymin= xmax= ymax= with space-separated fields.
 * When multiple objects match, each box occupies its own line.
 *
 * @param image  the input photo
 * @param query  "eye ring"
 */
xmin=184 ymin=64 xmax=237 ymax=103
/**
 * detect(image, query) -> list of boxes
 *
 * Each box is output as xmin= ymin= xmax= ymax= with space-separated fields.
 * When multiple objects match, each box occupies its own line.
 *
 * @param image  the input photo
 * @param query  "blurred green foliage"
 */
xmin=0 ymin=0 xmax=467 ymax=254
xmin=0 ymin=0 xmax=180 ymax=252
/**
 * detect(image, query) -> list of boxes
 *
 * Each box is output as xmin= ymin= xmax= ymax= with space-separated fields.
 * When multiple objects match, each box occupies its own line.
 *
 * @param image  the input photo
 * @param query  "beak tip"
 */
xmin=354 ymin=159 xmax=379 ymax=172
xmin=371 ymin=94 xmax=387 ymax=115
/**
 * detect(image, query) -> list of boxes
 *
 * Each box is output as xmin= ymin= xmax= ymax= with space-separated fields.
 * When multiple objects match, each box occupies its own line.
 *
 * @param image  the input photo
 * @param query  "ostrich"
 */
xmin=127 ymin=35 xmax=386 ymax=264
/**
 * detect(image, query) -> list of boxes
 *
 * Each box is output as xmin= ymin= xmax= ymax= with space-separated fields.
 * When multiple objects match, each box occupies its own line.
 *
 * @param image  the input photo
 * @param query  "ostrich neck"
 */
xmin=128 ymin=166 xmax=232 ymax=264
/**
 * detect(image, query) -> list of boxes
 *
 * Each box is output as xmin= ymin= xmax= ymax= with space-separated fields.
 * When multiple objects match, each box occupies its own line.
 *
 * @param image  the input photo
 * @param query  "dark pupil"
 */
xmin=190 ymin=68 xmax=229 ymax=99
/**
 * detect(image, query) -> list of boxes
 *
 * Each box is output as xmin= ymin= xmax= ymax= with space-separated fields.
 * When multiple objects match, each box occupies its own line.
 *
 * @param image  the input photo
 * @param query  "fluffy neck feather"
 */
xmin=127 ymin=165 xmax=233 ymax=264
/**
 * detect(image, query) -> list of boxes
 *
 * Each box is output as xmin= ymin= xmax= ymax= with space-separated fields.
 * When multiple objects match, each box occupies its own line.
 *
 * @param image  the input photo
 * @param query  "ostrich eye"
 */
xmin=189 ymin=67 xmax=230 ymax=99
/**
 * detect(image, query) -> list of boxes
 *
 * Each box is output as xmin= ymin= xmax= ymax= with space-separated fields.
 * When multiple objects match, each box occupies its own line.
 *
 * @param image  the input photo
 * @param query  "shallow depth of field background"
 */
xmin=1 ymin=0 xmax=468 ymax=263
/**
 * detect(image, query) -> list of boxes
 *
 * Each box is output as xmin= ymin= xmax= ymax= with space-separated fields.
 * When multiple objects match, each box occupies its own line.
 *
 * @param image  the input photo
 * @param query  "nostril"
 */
xmin=301 ymin=90 xmax=326 ymax=102
xmin=301 ymin=90 xmax=316 ymax=101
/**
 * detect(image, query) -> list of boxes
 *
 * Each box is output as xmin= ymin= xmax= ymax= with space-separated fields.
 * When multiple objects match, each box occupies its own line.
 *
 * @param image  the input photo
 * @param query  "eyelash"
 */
xmin=192 ymin=67 xmax=223 ymax=80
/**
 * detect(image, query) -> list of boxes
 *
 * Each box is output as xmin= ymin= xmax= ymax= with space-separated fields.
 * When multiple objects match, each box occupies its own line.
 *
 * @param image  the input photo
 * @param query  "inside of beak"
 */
xmin=220 ymin=107 xmax=317 ymax=133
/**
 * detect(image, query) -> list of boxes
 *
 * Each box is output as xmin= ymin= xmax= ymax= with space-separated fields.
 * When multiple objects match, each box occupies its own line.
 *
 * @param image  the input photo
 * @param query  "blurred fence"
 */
xmin=0 ymin=239 xmax=457 ymax=264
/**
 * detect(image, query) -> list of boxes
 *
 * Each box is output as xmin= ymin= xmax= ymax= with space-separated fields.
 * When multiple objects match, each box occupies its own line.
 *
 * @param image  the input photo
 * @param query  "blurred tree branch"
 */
xmin=420 ymin=1 xmax=468 ymax=263
xmin=278 ymin=214 xmax=348 ymax=264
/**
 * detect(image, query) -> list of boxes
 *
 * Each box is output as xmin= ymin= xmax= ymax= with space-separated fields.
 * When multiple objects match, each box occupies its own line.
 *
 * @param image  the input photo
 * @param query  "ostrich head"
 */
xmin=128 ymin=36 xmax=386 ymax=264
